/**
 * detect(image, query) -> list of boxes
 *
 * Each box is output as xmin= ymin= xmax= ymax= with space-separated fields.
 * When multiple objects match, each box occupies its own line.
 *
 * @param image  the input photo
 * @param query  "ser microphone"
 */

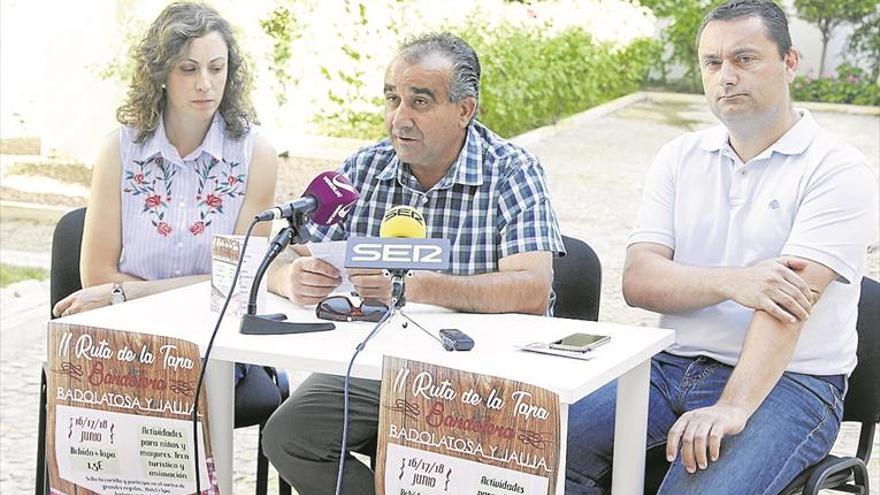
xmin=346 ymin=206 xmax=450 ymax=304
xmin=256 ymin=171 xmax=359 ymax=225
xmin=378 ymin=206 xmax=428 ymax=304
xmin=345 ymin=206 xmax=449 ymax=271
xmin=379 ymin=205 xmax=427 ymax=238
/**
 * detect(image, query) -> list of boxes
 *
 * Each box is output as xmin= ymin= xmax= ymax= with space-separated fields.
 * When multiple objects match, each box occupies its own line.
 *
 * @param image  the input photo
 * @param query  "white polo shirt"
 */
xmin=629 ymin=110 xmax=878 ymax=376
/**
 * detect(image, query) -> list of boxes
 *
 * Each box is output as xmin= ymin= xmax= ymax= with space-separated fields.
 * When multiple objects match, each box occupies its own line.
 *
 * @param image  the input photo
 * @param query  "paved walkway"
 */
xmin=2 ymin=92 xmax=877 ymax=493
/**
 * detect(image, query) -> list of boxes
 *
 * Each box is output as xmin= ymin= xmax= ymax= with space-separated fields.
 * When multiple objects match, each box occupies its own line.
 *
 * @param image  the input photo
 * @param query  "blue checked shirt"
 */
xmin=306 ymin=121 xmax=565 ymax=276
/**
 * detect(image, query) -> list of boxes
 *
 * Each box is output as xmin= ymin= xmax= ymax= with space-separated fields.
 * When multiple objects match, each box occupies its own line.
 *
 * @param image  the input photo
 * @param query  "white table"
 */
xmin=61 ymin=282 xmax=674 ymax=494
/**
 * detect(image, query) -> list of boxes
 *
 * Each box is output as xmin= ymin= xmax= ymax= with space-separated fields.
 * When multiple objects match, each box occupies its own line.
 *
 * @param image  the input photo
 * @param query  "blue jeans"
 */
xmin=566 ymin=352 xmax=844 ymax=495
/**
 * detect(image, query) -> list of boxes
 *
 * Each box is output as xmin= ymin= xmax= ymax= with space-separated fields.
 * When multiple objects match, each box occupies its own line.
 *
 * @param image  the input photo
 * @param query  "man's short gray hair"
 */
xmin=399 ymin=32 xmax=481 ymax=110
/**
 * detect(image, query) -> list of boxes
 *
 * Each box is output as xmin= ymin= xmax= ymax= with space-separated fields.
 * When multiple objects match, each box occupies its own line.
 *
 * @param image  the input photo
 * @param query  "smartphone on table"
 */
xmin=548 ymin=333 xmax=611 ymax=353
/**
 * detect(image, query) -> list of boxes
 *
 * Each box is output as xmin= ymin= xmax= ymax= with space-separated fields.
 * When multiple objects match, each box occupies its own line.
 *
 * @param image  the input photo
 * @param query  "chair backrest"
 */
xmin=50 ymin=207 xmax=86 ymax=318
xmin=552 ymin=235 xmax=602 ymax=321
xmin=843 ymin=276 xmax=880 ymax=424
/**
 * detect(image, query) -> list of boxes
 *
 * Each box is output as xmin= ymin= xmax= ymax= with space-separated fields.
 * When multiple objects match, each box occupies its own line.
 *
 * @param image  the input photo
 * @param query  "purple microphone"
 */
xmin=256 ymin=171 xmax=359 ymax=225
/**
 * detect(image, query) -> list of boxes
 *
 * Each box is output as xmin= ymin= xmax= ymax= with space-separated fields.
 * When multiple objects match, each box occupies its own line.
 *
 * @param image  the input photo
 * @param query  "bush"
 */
xmin=260 ymin=6 xmax=304 ymax=107
xmin=465 ymin=25 xmax=658 ymax=137
xmin=847 ymin=7 xmax=880 ymax=81
xmin=792 ymin=63 xmax=880 ymax=106
xmin=310 ymin=0 xmax=397 ymax=141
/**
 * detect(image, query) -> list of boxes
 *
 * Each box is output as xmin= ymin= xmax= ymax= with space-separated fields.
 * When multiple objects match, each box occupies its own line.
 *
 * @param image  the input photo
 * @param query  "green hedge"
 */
xmin=792 ymin=64 xmax=880 ymax=106
xmin=315 ymin=25 xmax=657 ymax=140
xmin=467 ymin=25 xmax=658 ymax=138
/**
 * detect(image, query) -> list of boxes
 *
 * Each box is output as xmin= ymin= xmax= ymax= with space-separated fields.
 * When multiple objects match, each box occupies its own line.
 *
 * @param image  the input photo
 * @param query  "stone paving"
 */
xmin=1 ymin=92 xmax=878 ymax=494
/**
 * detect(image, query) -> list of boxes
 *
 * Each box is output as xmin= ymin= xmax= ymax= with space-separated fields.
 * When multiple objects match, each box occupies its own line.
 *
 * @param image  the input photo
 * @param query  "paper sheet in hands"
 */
xmin=307 ymin=240 xmax=355 ymax=293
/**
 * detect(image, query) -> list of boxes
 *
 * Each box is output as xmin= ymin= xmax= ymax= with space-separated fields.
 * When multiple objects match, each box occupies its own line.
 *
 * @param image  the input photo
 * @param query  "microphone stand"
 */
xmin=239 ymin=212 xmax=337 ymax=335
xmin=332 ymin=270 xmax=445 ymax=495
xmin=370 ymin=269 xmax=445 ymax=347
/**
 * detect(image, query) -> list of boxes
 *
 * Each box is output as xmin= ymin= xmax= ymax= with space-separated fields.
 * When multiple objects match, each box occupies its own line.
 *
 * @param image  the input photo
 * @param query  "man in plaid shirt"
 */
xmin=263 ymin=33 xmax=565 ymax=494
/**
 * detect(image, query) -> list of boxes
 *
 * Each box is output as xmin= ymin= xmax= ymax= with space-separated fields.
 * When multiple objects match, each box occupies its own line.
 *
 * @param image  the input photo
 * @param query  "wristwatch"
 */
xmin=110 ymin=283 xmax=127 ymax=305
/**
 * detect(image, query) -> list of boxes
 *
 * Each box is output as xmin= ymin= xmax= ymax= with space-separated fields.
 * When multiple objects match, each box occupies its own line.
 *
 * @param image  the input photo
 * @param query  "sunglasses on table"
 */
xmin=315 ymin=296 xmax=389 ymax=322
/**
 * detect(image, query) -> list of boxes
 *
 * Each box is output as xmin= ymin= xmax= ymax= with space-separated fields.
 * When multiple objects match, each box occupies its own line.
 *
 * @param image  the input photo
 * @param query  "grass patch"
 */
xmin=617 ymin=99 xmax=703 ymax=131
xmin=0 ymin=263 xmax=49 ymax=288
xmin=6 ymin=161 xmax=92 ymax=188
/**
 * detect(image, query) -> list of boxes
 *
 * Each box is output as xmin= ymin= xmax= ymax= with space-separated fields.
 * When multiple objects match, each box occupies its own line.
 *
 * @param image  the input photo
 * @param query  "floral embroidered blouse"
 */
xmin=118 ymin=113 xmax=254 ymax=280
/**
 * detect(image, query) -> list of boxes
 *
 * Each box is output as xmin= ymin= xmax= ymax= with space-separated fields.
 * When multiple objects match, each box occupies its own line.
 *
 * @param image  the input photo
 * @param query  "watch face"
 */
xmin=110 ymin=286 xmax=125 ymax=305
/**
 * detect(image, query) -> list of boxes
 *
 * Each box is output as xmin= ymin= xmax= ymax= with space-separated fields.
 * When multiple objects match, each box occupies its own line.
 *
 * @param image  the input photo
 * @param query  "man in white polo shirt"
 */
xmin=565 ymin=1 xmax=878 ymax=494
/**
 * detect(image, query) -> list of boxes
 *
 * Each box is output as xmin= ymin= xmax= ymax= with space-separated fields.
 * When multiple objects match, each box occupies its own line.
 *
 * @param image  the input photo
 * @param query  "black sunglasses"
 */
xmin=316 ymin=296 xmax=389 ymax=322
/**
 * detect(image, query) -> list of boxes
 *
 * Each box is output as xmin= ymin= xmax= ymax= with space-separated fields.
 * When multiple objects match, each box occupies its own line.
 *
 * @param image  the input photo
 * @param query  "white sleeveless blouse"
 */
xmin=118 ymin=113 xmax=254 ymax=280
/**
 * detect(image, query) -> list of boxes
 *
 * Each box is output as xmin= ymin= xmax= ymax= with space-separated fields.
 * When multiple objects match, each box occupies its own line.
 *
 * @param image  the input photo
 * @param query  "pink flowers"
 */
xmin=156 ymin=222 xmax=172 ymax=236
xmin=134 ymin=173 xmax=144 ymax=184
xmin=145 ymin=194 xmax=162 ymax=208
xmin=189 ymin=221 xmax=206 ymax=236
xmin=205 ymin=193 xmax=223 ymax=209
xmin=227 ymin=175 xmax=238 ymax=185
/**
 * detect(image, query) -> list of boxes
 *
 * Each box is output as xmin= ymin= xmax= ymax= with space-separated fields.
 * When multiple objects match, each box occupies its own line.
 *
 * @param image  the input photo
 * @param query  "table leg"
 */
xmin=611 ymin=359 xmax=651 ymax=495
xmin=556 ymin=403 xmax=569 ymax=495
xmin=206 ymin=359 xmax=234 ymax=494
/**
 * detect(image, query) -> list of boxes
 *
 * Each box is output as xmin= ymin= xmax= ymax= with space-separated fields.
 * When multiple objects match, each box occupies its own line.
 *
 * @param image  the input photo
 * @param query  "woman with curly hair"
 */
xmin=53 ymin=1 xmax=277 ymax=324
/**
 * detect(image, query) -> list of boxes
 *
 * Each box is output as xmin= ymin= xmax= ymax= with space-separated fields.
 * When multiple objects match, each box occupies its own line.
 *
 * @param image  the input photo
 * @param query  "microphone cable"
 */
xmin=334 ymin=305 xmax=395 ymax=495
xmin=193 ymin=217 xmax=258 ymax=494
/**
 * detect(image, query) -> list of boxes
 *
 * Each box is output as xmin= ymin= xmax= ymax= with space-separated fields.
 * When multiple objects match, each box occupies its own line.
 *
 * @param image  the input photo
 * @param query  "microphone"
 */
xmin=346 ymin=206 xmax=450 ymax=305
xmin=373 ymin=208 xmax=472 ymax=351
xmin=256 ymin=171 xmax=359 ymax=225
xmin=379 ymin=205 xmax=427 ymax=238
xmin=239 ymin=172 xmax=359 ymax=335
xmin=379 ymin=206 xmax=427 ymax=303
xmin=345 ymin=206 xmax=449 ymax=271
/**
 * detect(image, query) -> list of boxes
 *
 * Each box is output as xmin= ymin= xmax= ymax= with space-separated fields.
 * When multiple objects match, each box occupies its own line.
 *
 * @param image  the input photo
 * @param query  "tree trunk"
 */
xmin=819 ymin=30 xmax=829 ymax=76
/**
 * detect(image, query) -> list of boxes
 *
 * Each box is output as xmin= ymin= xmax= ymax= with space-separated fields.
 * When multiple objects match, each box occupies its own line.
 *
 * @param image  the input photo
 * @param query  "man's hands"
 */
xmin=348 ymin=269 xmax=392 ymax=304
xmin=285 ymin=259 xmax=394 ymax=306
xmin=666 ymin=403 xmax=751 ymax=474
xmin=724 ymin=257 xmax=814 ymax=323
xmin=285 ymin=257 xmax=342 ymax=305
xmin=53 ymin=283 xmax=115 ymax=317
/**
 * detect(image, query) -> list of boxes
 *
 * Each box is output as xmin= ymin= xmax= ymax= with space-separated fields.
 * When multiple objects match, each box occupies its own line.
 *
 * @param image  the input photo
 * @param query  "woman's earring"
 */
xmin=161 ymin=83 xmax=166 ymax=89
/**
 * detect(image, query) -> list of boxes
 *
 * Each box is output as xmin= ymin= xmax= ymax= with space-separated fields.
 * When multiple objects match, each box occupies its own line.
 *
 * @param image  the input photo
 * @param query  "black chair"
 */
xmin=644 ymin=276 xmax=880 ymax=495
xmin=553 ymin=235 xmax=602 ymax=321
xmin=780 ymin=276 xmax=879 ymax=495
xmin=48 ymin=207 xmax=86 ymax=315
xmin=235 ymin=366 xmax=291 ymax=495
xmin=37 ymin=207 xmax=291 ymax=495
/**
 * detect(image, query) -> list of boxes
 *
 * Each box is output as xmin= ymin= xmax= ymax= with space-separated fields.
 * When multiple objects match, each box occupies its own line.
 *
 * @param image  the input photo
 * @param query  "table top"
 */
xmin=59 ymin=282 xmax=674 ymax=404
